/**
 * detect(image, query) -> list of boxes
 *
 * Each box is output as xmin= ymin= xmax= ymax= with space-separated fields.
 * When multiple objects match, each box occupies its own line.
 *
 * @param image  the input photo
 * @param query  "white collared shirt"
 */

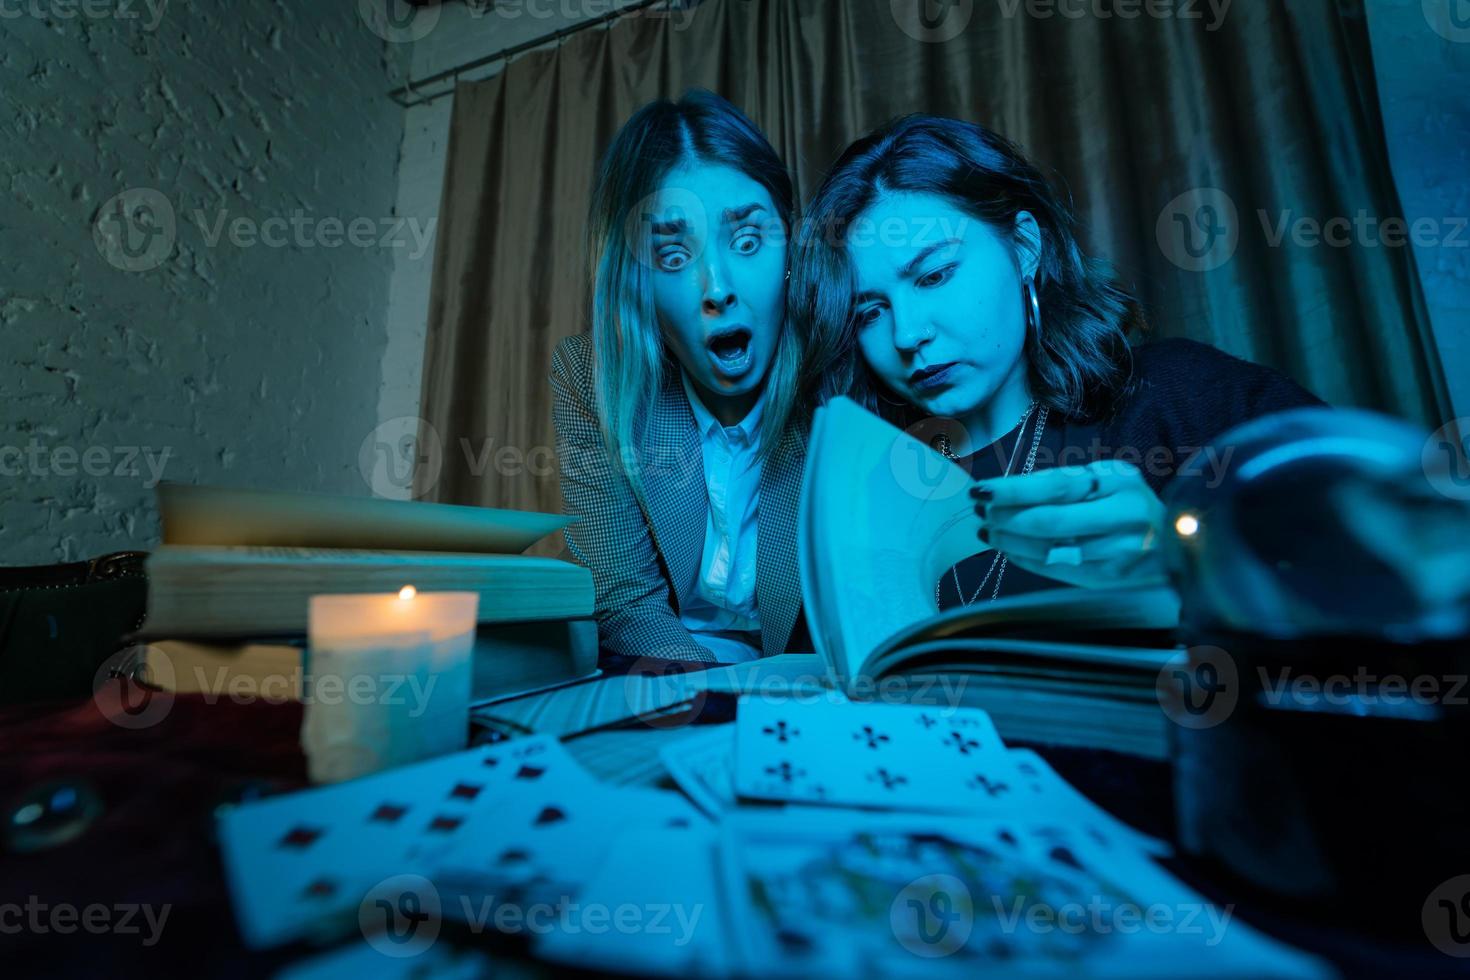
xmin=679 ymin=370 xmax=765 ymax=663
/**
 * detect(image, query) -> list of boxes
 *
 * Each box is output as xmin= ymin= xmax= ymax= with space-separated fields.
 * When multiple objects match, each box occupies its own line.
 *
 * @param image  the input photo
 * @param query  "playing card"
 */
xmin=720 ymin=809 xmax=1330 ymax=978
xmin=431 ymin=777 xmax=705 ymax=927
xmin=535 ymin=822 xmax=732 ymax=977
xmin=1003 ymin=748 xmax=1170 ymax=856
xmin=733 ymin=696 xmax=1012 ymax=811
xmin=659 ymin=724 xmax=738 ymax=818
xmin=218 ymin=735 xmax=598 ymax=948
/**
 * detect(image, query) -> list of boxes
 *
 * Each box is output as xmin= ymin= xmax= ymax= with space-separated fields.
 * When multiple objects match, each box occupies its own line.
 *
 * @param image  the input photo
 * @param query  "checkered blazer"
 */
xmin=550 ymin=333 xmax=807 ymax=663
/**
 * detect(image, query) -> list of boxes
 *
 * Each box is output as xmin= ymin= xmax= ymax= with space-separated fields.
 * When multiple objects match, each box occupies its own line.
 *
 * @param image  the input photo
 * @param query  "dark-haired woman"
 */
xmin=791 ymin=114 xmax=1321 ymax=607
xmin=551 ymin=90 xmax=808 ymax=662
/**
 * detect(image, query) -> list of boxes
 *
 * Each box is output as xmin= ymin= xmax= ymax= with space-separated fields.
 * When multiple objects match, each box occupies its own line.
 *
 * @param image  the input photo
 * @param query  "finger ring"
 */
xmin=1045 ymin=545 xmax=1084 ymax=566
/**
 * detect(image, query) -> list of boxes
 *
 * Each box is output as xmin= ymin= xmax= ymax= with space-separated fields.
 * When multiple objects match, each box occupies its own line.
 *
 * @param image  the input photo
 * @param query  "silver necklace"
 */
xmin=935 ymin=402 xmax=1050 ymax=606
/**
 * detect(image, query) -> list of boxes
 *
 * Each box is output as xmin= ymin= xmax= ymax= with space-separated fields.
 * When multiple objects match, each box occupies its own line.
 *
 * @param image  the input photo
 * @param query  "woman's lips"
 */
xmin=706 ymin=326 xmax=755 ymax=381
xmin=909 ymin=361 xmax=960 ymax=393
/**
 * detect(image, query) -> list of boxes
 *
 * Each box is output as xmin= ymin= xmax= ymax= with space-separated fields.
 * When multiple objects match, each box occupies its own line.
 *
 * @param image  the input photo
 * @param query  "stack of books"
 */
xmin=123 ymin=484 xmax=599 ymax=703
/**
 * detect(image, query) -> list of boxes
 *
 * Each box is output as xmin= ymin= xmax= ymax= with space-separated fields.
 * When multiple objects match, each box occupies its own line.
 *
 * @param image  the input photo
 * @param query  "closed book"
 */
xmin=142 ymin=546 xmax=593 ymax=638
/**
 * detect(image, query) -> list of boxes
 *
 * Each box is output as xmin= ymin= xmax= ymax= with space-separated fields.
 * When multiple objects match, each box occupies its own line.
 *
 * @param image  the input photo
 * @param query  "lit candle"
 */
xmin=301 ymin=588 xmax=478 ymax=783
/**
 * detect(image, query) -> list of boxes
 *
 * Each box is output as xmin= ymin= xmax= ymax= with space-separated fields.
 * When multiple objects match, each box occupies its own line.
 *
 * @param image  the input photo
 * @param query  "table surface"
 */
xmin=0 ymin=689 xmax=1463 ymax=979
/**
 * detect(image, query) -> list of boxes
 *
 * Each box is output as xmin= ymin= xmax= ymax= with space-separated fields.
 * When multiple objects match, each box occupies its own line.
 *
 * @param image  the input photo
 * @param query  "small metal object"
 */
xmin=5 ymin=779 xmax=103 ymax=854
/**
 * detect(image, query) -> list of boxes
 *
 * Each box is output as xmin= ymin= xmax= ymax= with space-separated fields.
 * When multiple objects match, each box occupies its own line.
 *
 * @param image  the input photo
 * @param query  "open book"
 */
xmin=800 ymin=397 xmax=1183 ymax=758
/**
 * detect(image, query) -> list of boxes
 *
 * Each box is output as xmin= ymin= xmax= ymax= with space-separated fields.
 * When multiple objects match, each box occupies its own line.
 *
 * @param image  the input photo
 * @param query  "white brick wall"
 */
xmin=0 ymin=2 xmax=406 ymax=563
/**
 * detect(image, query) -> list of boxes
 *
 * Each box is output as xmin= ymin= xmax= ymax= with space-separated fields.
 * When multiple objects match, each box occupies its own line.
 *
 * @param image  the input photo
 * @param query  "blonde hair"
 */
xmin=587 ymin=90 xmax=801 ymax=503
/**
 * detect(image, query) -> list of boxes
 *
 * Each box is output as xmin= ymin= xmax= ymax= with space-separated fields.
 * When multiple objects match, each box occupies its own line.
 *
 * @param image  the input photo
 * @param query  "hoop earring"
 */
xmin=1022 ymin=277 xmax=1042 ymax=337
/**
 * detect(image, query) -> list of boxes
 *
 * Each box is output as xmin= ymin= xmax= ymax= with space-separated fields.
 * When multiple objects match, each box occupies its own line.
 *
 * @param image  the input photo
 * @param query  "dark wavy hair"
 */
xmin=791 ymin=114 xmax=1142 ymax=425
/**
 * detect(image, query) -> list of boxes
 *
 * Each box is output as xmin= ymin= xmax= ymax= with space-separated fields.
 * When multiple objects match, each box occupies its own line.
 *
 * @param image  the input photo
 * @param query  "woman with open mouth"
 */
xmin=550 ymin=90 xmax=809 ymax=664
xmin=791 ymin=114 xmax=1323 ymax=607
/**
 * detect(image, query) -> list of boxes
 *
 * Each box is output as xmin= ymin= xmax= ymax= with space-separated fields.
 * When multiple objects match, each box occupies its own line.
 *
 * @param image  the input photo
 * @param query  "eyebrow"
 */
xmin=648 ymin=214 xmax=688 ymax=237
xmin=721 ymin=202 xmax=766 ymax=224
xmin=854 ymin=239 xmax=962 ymax=305
xmin=648 ymin=203 xmax=765 ymax=237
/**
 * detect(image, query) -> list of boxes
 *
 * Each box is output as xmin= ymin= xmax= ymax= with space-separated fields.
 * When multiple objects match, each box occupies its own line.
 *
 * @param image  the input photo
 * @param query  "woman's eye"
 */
xmin=731 ymin=230 xmax=761 ymax=255
xmin=916 ymin=263 xmax=956 ymax=288
xmin=657 ymin=247 xmax=691 ymax=272
xmin=854 ymin=304 xmax=886 ymax=328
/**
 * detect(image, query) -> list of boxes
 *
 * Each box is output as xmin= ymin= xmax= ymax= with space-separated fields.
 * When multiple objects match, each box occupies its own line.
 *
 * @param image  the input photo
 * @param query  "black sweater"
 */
xmin=939 ymin=338 xmax=1324 ymax=607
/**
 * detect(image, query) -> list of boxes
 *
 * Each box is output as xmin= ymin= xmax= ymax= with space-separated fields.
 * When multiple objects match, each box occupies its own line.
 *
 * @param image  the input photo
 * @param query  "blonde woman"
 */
xmin=551 ymin=91 xmax=808 ymax=664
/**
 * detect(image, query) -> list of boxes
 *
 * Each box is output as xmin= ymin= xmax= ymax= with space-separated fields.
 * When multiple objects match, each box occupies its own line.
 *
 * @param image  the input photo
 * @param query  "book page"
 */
xmin=158 ymin=482 xmax=570 ymax=554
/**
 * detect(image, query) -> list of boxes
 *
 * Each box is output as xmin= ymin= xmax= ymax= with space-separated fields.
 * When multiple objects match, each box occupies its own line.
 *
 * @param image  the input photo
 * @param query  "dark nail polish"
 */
xmin=979 ymin=528 xmax=990 ymax=545
xmin=971 ymin=486 xmax=994 ymax=501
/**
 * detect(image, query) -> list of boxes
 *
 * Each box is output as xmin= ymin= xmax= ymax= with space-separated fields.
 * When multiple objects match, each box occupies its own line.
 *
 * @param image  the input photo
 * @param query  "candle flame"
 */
xmin=1174 ymin=514 xmax=1200 ymax=537
xmin=398 ymin=585 xmax=417 ymax=601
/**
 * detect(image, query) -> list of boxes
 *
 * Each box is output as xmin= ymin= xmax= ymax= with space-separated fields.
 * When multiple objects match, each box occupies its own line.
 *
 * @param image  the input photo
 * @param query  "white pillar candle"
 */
xmin=301 ymin=588 xmax=479 ymax=783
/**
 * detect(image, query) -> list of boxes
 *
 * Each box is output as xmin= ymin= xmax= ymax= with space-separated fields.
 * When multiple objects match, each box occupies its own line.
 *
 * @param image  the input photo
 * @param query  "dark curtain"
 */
xmin=415 ymin=0 xmax=1450 ymax=545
